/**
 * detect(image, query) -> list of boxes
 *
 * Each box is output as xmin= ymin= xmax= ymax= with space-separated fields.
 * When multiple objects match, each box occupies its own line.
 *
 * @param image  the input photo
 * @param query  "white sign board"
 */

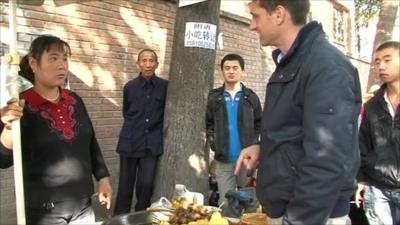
xmin=179 ymin=0 xmax=207 ymax=7
xmin=184 ymin=22 xmax=217 ymax=50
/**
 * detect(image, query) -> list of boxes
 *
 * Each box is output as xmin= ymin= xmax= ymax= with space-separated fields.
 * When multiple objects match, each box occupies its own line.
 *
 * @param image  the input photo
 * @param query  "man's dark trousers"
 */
xmin=114 ymin=153 xmax=158 ymax=215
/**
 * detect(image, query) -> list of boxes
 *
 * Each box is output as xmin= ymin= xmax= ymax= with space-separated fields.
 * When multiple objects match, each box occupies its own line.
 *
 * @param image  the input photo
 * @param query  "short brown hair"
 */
xmin=252 ymin=0 xmax=310 ymax=25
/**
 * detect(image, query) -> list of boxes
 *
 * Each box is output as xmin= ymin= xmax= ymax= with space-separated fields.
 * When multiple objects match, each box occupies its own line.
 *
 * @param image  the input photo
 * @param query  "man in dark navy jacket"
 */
xmin=235 ymin=1 xmax=362 ymax=225
xmin=114 ymin=49 xmax=168 ymax=215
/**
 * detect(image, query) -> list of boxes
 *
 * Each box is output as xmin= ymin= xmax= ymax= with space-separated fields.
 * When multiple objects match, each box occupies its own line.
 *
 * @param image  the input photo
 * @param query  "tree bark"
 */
xmin=154 ymin=0 xmax=221 ymax=201
xmin=367 ymin=0 xmax=399 ymax=89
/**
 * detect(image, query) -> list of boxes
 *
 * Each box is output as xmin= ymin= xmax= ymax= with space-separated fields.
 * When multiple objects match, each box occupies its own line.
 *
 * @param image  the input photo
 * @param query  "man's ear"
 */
xmin=274 ymin=5 xmax=286 ymax=25
xmin=135 ymin=61 xmax=140 ymax=70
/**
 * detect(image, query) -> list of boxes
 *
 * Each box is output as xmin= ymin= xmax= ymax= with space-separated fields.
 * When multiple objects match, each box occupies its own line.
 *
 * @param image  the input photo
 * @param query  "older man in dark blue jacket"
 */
xmin=114 ymin=49 xmax=168 ymax=215
xmin=235 ymin=1 xmax=362 ymax=225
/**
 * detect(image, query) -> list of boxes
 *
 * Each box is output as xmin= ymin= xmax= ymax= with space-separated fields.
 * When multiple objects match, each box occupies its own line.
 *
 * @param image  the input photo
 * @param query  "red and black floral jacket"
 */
xmin=0 ymin=88 xmax=109 ymax=205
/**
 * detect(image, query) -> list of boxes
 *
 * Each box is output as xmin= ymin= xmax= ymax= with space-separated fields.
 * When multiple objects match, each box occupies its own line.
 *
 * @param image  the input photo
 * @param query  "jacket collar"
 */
xmin=215 ymin=83 xmax=251 ymax=97
xmin=374 ymin=84 xmax=400 ymax=115
xmin=375 ymin=84 xmax=387 ymax=97
xmin=138 ymin=73 xmax=156 ymax=87
xmin=273 ymin=21 xmax=323 ymax=66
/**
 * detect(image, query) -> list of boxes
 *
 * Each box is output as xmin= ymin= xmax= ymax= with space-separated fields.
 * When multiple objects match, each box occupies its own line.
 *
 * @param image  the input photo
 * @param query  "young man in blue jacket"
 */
xmin=206 ymin=53 xmax=261 ymax=212
xmin=356 ymin=41 xmax=400 ymax=225
xmin=235 ymin=1 xmax=362 ymax=224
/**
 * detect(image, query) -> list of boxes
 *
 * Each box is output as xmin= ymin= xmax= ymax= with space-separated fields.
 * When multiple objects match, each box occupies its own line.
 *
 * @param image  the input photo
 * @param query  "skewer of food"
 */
xmin=149 ymin=197 xmax=228 ymax=225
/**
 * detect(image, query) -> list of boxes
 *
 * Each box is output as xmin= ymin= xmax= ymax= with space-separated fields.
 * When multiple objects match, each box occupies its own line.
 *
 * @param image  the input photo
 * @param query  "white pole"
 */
xmin=0 ymin=57 xmax=10 ymax=107
xmin=7 ymin=0 xmax=26 ymax=224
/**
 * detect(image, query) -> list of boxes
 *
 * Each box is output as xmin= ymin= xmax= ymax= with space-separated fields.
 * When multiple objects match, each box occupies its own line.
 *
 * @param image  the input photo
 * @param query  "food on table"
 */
xmin=209 ymin=212 xmax=229 ymax=225
xmin=153 ymin=198 xmax=216 ymax=225
xmin=240 ymin=212 xmax=267 ymax=225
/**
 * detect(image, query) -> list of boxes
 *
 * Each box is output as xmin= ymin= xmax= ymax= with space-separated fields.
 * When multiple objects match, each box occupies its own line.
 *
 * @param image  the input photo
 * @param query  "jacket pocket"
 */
xmin=316 ymin=105 xmax=336 ymax=114
xmin=116 ymin=137 xmax=131 ymax=153
xmin=116 ymin=123 xmax=133 ymax=153
xmin=119 ymin=123 xmax=133 ymax=138
xmin=152 ymin=94 xmax=166 ymax=110
xmin=282 ymin=146 xmax=303 ymax=176
xmin=258 ymin=148 xmax=298 ymax=195
xmin=269 ymin=65 xmax=300 ymax=84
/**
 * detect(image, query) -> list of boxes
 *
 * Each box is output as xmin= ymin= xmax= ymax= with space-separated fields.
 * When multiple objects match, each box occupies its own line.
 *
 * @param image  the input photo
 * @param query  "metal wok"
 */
xmin=102 ymin=211 xmax=155 ymax=225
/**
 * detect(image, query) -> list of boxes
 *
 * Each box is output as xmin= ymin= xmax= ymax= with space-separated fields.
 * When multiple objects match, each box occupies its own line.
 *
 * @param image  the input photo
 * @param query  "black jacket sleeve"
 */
xmin=253 ymin=94 xmax=262 ymax=144
xmin=76 ymin=94 xmax=110 ymax=181
xmin=206 ymin=91 xmax=215 ymax=151
xmin=0 ymin=122 xmax=13 ymax=169
xmin=357 ymin=106 xmax=372 ymax=183
xmin=122 ymin=83 xmax=129 ymax=118
xmin=89 ymin=129 xmax=110 ymax=181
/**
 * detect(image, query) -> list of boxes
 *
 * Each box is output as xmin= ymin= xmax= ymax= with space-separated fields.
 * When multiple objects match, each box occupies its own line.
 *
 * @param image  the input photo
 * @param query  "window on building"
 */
xmin=333 ymin=6 xmax=346 ymax=43
xmin=307 ymin=12 xmax=313 ymax=23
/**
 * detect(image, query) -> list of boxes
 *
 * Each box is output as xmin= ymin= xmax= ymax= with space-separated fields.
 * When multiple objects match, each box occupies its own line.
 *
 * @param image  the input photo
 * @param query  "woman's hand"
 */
xmin=1 ymin=98 xmax=25 ymax=130
xmin=98 ymin=177 xmax=112 ymax=209
xmin=1 ymin=98 xmax=25 ymax=149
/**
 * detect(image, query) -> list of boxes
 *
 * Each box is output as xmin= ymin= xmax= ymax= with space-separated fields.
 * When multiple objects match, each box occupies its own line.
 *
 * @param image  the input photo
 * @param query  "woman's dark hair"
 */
xmin=19 ymin=35 xmax=71 ymax=84
xmin=18 ymin=55 xmax=34 ymax=83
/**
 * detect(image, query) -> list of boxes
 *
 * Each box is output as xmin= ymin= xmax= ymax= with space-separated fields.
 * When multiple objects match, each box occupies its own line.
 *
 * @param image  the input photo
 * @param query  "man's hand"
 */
xmin=355 ymin=182 xmax=365 ymax=208
xmin=98 ymin=177 xmax=112 ymax=209
xmin=234 ymin=144 xmax=260 ymax=175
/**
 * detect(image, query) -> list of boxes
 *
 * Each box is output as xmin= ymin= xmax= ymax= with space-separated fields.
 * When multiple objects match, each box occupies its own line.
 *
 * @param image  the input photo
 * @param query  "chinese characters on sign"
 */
xmin=184 ymin=22 xmax=217 ymax=50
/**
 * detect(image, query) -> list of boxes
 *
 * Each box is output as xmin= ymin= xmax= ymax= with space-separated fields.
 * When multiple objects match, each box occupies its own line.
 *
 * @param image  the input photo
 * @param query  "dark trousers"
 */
xmin=26 ymin=197 xmax=94 ymax=225
xmin=114 ymin=154 xmax=158 ymax=215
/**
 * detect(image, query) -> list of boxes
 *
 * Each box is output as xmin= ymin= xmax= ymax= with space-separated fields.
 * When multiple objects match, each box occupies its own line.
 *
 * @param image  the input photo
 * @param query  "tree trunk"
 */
xmin=154 ymin=0 xmax=221 ymax=202
xmin=367 ymin=0 xmax=398 ymax=89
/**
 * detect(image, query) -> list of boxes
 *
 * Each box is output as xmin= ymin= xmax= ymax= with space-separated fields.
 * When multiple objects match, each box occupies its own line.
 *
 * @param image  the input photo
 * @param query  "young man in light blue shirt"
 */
xmin=206 ymin=54 xmax=262 ymax=213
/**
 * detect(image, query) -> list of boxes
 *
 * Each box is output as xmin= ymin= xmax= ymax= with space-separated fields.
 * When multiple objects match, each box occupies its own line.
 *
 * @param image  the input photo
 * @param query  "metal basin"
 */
xmin=102 ymin=211 xmax=154 ymax=225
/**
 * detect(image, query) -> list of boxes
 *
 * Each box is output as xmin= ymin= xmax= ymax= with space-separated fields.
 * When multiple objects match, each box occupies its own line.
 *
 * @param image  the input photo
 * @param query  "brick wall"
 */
xmin=0 ymin=0 xmax=177 ymax=223
xmin=0 ymin=1 xmax=272 ymax=223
